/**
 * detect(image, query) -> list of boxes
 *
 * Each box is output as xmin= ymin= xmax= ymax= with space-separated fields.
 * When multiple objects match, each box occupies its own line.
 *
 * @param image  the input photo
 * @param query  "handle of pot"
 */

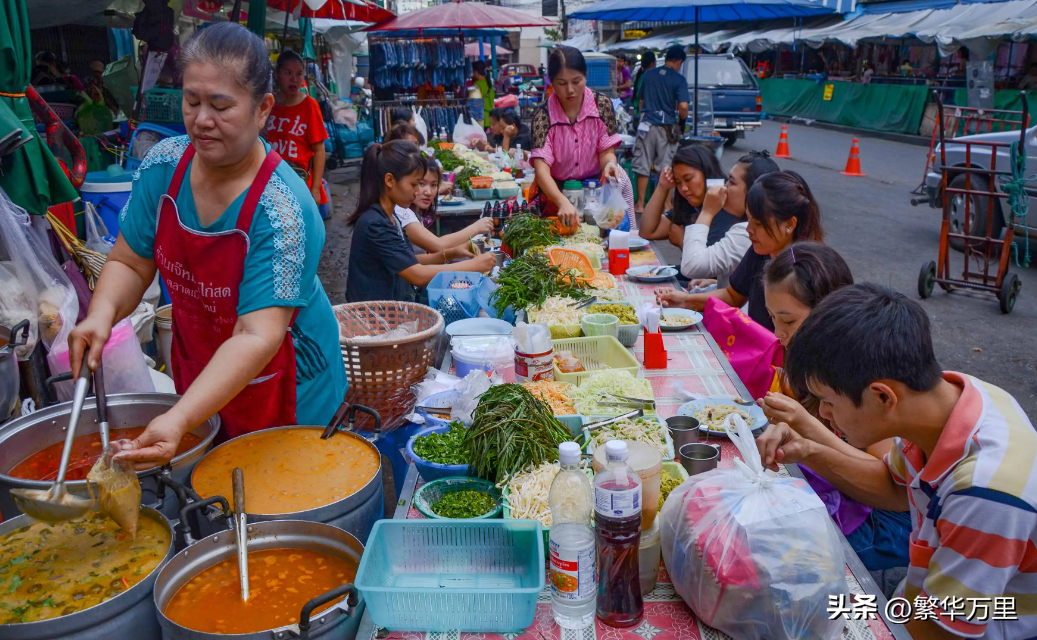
xmin=178 ymin=496 xmax=231 ymax=546
xmin=44 ymin=371 xmax=74 ymax=391
xmin=298 ymin=583 xmax=359 ymax=640
xmin=9 ymin=320 xmax=29 ymax=347
xmin=348 ymin=404 xmax=382 ymax=436
xmin=320 ymin=402 xmax=352 ymax=440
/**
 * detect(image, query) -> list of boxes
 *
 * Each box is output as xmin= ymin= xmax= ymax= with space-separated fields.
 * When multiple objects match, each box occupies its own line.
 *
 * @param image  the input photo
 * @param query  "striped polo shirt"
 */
xmin=885 ymin=372 xmax=1037 ymax=639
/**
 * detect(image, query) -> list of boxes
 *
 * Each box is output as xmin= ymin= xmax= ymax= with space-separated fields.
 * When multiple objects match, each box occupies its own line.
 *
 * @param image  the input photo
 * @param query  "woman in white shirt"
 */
xmin=393 ymin=162 xmax=494 ymax=258
xmin=680 ymin=150 xmax=780 ymax=288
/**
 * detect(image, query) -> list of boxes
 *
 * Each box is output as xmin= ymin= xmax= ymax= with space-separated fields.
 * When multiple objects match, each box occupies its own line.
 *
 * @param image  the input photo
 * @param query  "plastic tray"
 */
xmin=467 ymin=187 xmax=495 ymax=200
xmin=583 ymin=415 xmax=674 ymax=460
xmin=356 ymin=520 xmax=544 ymax=632
xmin=551 ymin=335 xmax=641 ymax=385
xmin=406 ymin=423 xmax=473 ymax=482
xmin=495 ymin=186 xmax=521 ymax=199
xmin=428 ymin=272 xmax=484 ymax=318
xmin=517 ymin=307 xmax=582 ymax=340
xmin=555 ymin=413 xmax=585 ymax=437
xmin=552 ymin=244 xmax=602 ymax=270
xmin=412 ymin=476 xmax=503 ymax=519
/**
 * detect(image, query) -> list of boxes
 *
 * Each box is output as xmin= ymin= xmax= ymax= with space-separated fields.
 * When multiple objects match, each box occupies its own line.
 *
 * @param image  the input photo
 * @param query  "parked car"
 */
xmin=679 ymin=54 xmax=762 ymax=145
xmin=499 ymin=63 xmax=542 ymax=94
xmin=921 ymin=124 xmax=1037 ymax=249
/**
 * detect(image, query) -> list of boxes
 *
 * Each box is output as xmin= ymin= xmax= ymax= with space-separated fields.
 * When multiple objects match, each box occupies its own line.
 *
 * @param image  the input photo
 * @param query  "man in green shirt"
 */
xmin=472 ymin=60 xmax=495 ymax=124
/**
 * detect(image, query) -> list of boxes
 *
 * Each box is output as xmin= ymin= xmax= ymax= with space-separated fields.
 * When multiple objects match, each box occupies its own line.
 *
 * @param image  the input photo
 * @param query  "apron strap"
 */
xmin=167 ymin=144 xmax=197 ymax=199
xmin=236 ymin=150 xmax=284 ymax=235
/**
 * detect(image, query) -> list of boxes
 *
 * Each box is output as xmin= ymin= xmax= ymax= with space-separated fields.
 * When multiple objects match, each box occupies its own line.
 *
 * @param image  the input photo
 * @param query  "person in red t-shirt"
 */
xmin=267 ymin=49 xmax=329 ymax=211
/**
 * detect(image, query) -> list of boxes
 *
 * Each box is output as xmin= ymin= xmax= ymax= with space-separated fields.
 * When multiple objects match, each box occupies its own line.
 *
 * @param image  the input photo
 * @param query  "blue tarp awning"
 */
xmin=570 ymin=0 xmax=838 ymax=23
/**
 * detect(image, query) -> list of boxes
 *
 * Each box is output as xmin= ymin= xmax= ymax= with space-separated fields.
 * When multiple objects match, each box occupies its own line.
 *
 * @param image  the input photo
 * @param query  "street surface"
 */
xmin=683 ymin=121 xmax=1037 ymax=419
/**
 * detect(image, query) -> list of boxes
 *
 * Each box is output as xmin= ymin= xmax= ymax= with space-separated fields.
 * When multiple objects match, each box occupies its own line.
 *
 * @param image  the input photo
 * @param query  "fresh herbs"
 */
xmin=434 ymin=148 xmax=463 ymax=172
xmin=502 ymin=213 xmax=559 ymax=256
xmin=430 ymin=490 xmax=497 ymax=518
xmin=412 ymin=421 xmax=470 ymax=466
xmin=454 ymin=165 xmax=481 ymax=191
xmin=463 ymin=384 xmax=573 ymax=483
xmin=490 ymin=253 xmax=587 ymax=317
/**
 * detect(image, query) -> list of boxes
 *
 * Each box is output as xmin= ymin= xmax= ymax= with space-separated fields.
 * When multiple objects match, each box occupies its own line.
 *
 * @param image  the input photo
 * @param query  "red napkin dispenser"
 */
xmin=643 ymin=328 xmax=667 ymax=369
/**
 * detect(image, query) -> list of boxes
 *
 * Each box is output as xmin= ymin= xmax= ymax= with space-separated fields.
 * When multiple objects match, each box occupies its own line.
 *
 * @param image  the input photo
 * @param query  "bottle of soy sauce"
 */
xmin=593 ymin=441 xmax=643 ymax=628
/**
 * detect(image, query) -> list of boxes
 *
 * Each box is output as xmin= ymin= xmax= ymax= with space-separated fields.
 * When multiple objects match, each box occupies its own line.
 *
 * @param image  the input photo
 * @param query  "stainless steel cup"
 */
xmin=666 ymin=415 xmax=700 ymax=451
xmin=679 ymin=442 xmax=721 ymax=476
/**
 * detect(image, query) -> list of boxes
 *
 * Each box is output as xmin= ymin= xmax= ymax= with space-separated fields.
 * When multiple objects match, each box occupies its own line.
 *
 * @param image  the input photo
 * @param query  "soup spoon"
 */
xmin=233 ymin=467 xmax=250 ymax=602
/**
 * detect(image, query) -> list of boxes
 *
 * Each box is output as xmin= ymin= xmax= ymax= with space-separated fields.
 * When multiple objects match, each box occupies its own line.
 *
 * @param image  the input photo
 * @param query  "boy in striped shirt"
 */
xmin=758 ymin=283 xmax=1036 ymax=639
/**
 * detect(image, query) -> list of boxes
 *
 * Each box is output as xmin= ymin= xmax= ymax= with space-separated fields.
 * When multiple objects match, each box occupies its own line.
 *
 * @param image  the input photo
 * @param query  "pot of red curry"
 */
xmin=153 ymin=519 xmax=364 ymax=640
xmin=0 ymin=393 xmax=219 ymax=522
xmin=188 ymin=426 xmax=383 ymax=545
xmin=0 ymin=506 xmax=175 ymax=640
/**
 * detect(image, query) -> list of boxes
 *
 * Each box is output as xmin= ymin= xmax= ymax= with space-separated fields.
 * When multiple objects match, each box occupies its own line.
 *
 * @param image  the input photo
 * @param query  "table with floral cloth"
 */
xmin=353 ymin=242 xmax=911 ymax=640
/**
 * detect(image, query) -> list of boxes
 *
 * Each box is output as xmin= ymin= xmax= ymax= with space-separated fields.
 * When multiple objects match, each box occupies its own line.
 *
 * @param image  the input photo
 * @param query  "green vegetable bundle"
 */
xmin=412 ymin=421 xmax=470 ymax=466
xmin=502 ymin=213 xmax=559 ymax=256
xmin=431 ymin=490 xmax=497 ymax=518
xmin=490 ymin=253 xmax=587 ymax=317
xmin=435 ymin=148 xmax=463 ymax=172
xmin=463 ymin=384 xmax=573 ymax=483
xmin=454 ymin=165 xmax=481 ymax=191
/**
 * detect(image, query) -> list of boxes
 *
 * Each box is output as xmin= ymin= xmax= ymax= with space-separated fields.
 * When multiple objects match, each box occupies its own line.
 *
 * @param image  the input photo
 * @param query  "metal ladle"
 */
xmin=233 ymin=467 xmax=249 ymax=602
xmin=11 ymin=359 xmax=94 ymax=522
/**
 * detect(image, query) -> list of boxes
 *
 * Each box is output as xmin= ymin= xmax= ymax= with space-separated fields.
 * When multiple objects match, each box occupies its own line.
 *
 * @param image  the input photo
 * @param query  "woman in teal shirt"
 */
xmin=68 ymin=23 xmax=346 ymax=468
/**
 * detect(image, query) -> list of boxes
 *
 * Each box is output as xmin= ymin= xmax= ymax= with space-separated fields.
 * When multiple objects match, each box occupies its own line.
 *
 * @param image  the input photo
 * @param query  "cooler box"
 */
xmin=79 ymin=170 xmax=133 ymax=237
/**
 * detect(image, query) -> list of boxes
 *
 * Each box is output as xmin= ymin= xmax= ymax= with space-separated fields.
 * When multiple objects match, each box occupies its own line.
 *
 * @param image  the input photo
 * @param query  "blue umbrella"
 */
xmin=571 ymin=0 xmax=835 ymax=133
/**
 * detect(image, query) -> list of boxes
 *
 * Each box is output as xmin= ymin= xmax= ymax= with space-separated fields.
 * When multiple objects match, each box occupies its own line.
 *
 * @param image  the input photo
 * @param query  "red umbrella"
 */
xmin=367 ymin=0 xmax=553 ymax=31
xmin=267 ymin=0 xmax=394 ymax=22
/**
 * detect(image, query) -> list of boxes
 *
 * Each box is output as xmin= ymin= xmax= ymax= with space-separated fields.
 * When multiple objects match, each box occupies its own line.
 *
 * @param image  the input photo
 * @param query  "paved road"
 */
xmin=664 ymin=120 xmax=1037 ymax=419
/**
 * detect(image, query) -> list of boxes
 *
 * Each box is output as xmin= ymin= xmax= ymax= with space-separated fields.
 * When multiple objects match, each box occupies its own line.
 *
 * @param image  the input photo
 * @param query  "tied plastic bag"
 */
xmin=659 ymin=414 xmax=847 ymax=640
xmin=451 ymin=369 xmax=495 ymax=423
xmin=84 ymin=202 xmax=115 ymax=256
xmin=592 ymin=177 xmax=628 ymax=230
xmin=0 ymin=190 xmax=78 ymax=359
xmin=87 ymin=442 xmax=142 ymax=536
xmin=452 ymin=120 xmax=487 ymax=148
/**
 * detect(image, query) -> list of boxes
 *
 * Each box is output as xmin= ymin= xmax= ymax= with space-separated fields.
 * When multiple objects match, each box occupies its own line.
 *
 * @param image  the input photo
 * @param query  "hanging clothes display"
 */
xmin=371 ymin=102 xmax=469 ymax=141
xmin=369 ymin=37 xmax=469 ymax=99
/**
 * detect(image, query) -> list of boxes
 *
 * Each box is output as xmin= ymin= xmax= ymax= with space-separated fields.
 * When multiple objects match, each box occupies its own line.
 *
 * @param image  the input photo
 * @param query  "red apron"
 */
xmin=155 ymin=144 xmax=298 ymax=441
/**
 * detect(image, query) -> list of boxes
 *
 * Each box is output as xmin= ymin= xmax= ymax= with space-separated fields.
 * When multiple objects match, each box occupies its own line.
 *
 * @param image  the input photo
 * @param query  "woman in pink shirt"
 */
xmin=530 ymin=47 xmax=627 ymax=227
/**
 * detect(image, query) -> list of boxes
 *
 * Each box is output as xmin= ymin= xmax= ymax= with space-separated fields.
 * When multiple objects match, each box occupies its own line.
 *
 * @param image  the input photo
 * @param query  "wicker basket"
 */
xmin=335 ymin=301 xmax=444 ymax=432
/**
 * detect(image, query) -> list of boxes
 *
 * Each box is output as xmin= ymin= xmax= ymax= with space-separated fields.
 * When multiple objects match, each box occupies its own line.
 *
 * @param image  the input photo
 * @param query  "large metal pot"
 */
xmin=0 ymin=507 xmax=175 ymax=640
xmin=0 ymin=320 xmax=29 ymax=422
xmin=0 ymin=393 xmax=220 ymax=520
xmin=153 ymin=519 xmax=364 ymax=640
xmin=189 ymin=405 xmax=384 ymax=545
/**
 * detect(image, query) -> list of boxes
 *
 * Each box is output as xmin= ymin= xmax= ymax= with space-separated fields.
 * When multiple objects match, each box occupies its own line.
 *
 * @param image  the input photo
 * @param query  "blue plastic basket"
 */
xmin=406 ymin=423 xmax=473 ymax=482
xmin=476 ymin=277 xmax=516 ymax=324
xmin=585 ymin=59 xmax=614 ymax=91
xmin=428 ymin=272 xmax=484 ymax=318
xmin=355 ymin=520 xmax=544 ymax=632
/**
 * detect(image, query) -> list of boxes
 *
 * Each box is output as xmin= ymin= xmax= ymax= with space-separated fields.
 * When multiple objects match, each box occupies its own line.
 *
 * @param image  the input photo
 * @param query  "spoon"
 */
xmin=93 ymin=361 xmax=110 ymax=449
xmin=11 ymin=359 xmax=94 ymax=522
xmin=233 ymin=467 xmax=249 ymax=602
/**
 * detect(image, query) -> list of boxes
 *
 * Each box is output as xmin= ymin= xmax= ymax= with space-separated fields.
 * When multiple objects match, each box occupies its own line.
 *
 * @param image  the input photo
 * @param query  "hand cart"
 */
xmin=918 ymin=90 xmax=1028 ymax=314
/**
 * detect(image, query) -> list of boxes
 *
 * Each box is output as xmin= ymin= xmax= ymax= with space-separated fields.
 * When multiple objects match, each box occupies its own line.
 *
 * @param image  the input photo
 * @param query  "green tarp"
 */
xmin=0 ymin=0 xmax=78 ymax=215
xmin=759 ymin=78 xmax=929 ymax=136
xmin=951 ymin=88 xmax=1037 ymax=126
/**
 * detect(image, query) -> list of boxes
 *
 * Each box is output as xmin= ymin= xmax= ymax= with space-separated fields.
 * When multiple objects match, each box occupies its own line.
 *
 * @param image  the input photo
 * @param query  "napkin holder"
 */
xmin=643 ymin=328 xmax=667 ymax=369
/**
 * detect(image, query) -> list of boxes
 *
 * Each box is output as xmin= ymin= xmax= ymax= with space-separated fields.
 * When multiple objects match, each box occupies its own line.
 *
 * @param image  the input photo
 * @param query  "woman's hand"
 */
xmin=655 ymin=288 xmax=692 ymax=308
xmin=311 ymin=184 xmax=322 ymax=204
xmin=602 ymin=161 xmax=623 ymax=183
xmin=658 ymin=166 xmax=676 ymax=190
xmin=470 ymin=251 xmax=497 ymax=273
xmin=448 ymin=245 xmax=474 ymax=260
xmin=115 ymin=410 xmax=192 ymax=471
xmin=469 ymin=217 xmax=495 ymax=237
xmin=439 ymin=181 xmax=455 ymax=196
xmin=68 ymin=312 xmax=115 ymax=375
xmin=701 ymin=185 xmax=727 ymax=218
xmin=557 ymin=198 xmax=579 ymax=227
xmin=503 ymin=123 xmax=519 ymax=138
xmin=690 ymin=278 xmax=716 ymax=289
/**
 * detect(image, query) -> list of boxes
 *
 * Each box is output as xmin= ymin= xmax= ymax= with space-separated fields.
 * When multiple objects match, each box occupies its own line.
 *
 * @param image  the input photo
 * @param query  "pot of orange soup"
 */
xmin=0 ymin=393 xmax=219 ymax=522
xmin=189 ymin=426 xmax=383 ymax=544
xmin=153 ymin=519 xmax=364 ymax=640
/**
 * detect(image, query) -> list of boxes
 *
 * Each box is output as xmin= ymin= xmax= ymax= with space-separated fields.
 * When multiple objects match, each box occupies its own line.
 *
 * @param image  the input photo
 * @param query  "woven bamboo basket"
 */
xmin=335 ymin=301 xmax=444 ymax=432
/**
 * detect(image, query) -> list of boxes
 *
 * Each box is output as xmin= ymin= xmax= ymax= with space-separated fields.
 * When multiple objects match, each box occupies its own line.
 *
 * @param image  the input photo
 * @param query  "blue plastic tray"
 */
xmin=356 ymin=520 xmax=544 ymax=632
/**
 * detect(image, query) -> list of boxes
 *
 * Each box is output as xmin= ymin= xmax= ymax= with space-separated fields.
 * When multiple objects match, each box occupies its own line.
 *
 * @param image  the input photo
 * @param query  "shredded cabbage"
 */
xmin=573 ymin=370 xmax=654 ymax=416
xmin=588 ymin=418 xmax=666 ymax=456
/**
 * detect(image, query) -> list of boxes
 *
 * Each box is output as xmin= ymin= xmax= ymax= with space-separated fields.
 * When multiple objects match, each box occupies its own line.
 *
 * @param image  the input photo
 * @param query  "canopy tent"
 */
xmin=603 ymin=26 xmax=745 ymax=52
xmin=367 ymin=0 xmax=554 ymax=31
xmin=268 ymin=0 xmax=393 ymax=23
xmin=0 ymin=0 xmax=78 ymax=215
xmin=465 ymin=41 xmax=512 ymax=57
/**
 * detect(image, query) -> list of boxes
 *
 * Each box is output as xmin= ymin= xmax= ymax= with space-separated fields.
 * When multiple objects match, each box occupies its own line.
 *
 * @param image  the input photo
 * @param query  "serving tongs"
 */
xmin=11 ymin=357 xmax=94 ymax=522
xmin=581 ymin=409 xmax=644 ymax=433
xmin=596 ymin=393 xmax=656 ymax=409
xmin=232 ymin=467 xmax=250 ymax=602
xmin=568 ymin=296 xmax=598 ymax=309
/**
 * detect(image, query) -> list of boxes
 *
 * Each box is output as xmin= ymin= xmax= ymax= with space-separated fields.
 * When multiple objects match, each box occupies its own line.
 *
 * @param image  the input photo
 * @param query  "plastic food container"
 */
xmin=581 ymin=313 xmax=619 ymax=339
xmin=592 ymin=440 xmax=663 ymax=528
xmin=639 ymin=519 xmax=661 ymax=596
xmin=451 ymin=335 xmax=516 ymax=382
xmin=406 ymin=423 xmax=473 ymax=482
xmin=515 ymin=348 xmax=554 ymax=383
xmin=550 ymin=335 xmax=640 ymax=385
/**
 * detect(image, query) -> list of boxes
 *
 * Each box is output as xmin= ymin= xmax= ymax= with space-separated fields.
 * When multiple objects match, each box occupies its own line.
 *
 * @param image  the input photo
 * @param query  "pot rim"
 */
xmin=189 ymin=425 xmax=382 ymax=520
xmin=0 ymin=393 xmax=220 ymax=489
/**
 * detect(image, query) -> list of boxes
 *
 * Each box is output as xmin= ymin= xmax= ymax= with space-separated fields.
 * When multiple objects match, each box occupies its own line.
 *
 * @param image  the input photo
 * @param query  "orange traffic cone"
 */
xmin=775 ymin=125 xmax=791 ymax=158
xmin=840 ymin=138 xmax=866 ymax=177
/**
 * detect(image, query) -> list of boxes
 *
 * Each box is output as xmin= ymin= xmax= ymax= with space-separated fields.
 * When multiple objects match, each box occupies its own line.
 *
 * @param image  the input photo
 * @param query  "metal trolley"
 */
xmin=918 ymin=91 xmax=1029 ymax=314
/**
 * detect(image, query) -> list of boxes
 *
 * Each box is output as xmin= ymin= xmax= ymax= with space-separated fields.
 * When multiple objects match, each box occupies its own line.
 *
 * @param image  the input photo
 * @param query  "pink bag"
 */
xmin=702 ymin=297 xmax=783 ymax=400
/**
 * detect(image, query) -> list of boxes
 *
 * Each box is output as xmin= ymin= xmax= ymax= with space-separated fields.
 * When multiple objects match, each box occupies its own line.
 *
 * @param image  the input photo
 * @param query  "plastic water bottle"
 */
xmin=550 ymin=442 xmax=596 ymax=629
xmin=594 ymin=441 xmax=643 ymax=628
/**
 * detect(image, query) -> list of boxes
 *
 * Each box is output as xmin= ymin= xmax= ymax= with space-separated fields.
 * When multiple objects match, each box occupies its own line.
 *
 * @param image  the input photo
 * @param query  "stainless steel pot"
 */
xmin=0 ymin=393 xmax=220 ymax=520
xmin=153 ymin=519 xmax=364 ymax=640
xmin=0 ymin=507 xmax=175 ymax=640
xmin=0 ymin=320 xmax=29 ymax=422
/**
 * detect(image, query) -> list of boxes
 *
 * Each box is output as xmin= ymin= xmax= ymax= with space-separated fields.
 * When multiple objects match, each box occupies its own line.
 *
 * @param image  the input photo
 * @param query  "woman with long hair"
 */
xmin=638 ymin=143 xmax=725 ymax=249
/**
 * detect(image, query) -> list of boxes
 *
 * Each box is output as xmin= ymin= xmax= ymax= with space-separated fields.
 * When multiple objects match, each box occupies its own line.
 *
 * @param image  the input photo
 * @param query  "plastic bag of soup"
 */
xmin=88 ymin=441 xmax=142 ymax=536
xmin=591 ymin=177 xmax=629 ymax=230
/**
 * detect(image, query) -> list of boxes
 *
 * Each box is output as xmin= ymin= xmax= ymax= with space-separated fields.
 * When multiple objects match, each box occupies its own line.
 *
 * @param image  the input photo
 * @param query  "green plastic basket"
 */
xmin=142 ymin=88 xmax=183 ymax=123
xmin=551 ymin=335 xmax=641 ymax=385
xmin=412 ymin=476 xmax=503 ymax=519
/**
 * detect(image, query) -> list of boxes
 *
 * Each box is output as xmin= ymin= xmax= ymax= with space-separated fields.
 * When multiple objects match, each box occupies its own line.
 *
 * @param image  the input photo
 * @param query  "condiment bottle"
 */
xmin=550 ymin=442 xmax=596 ymax=629
xmin=593 ymin=440 xmax=643 ymax=628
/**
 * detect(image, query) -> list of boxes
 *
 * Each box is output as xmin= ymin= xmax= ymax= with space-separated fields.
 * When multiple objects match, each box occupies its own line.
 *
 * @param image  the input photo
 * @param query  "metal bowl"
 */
xmin=0 ymin=393 xmax=219 ymax=520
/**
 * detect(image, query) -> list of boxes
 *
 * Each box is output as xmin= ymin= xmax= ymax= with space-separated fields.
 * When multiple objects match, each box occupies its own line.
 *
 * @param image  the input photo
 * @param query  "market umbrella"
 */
xmin=268 ymin=0 xmax=394 ymax=23
xmin=465 ymin=42 xmax=512 ymax=57
xmin=0 ymin=0 xmax=78 ymax=216
xmin=571 ymin=0 xmax=834 ymax=133
xmin=366 ymin=0 xmax=554 ymax=31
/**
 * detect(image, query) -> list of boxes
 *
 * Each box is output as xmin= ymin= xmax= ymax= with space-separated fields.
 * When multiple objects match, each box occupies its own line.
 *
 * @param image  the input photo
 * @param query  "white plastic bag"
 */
xmin=0 ymin=190 xmax=78 ymax=359
xmin=592 ymin=177 xmax=628 ymax=230
xmin=451 ymin=369 xmax=498 ymax=423
xmin=84 ymin=202 xmax=115 ymax=256
xmin=659 ymin=415 xmax=847 ymax=640
xmin=452 ymin=120 xmax=487 ymax=148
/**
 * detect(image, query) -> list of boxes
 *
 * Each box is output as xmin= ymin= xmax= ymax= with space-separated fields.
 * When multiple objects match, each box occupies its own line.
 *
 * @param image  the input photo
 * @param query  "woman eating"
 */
xmin=345 ymin=140 xmax=495 ymax=303
xmin=679 ymin=150 xmax=780 ymax=288
xmin=638 ymin=144 xmax=726 ymax=250
xmin=498 ymin=111 xmax=532 ymax=154
xmin=656 ymin=171 xmax=823 ymax=331
xmin=69 ymin=23 xmax=347 ymax=468
xmin=266 ymin=49 xmax=330 ymax=218
xmin=759 ymin=242 xmax=911 ymax=574
xmin=530 ymin=46 xmax=630 ymax=228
